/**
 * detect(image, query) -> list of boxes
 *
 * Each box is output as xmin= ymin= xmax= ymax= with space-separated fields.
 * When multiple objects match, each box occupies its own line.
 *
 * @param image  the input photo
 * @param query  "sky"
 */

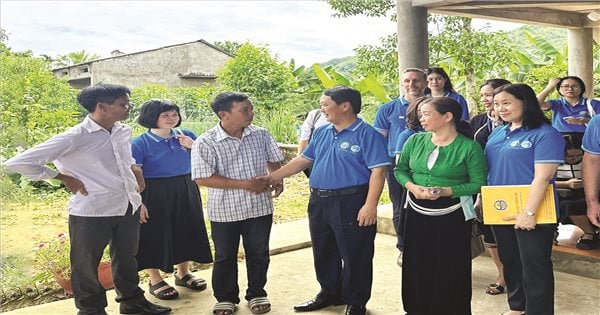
xmin=0 ymin=0 xmax=523 ymax=66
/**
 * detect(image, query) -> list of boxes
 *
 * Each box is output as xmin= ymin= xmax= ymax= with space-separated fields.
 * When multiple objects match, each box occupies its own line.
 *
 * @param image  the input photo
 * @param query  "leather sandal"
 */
xmin=485 ymin=283 xmax=505 ymax=295
xmin=149 ymin=280 xmax=179 ymax=300
xmin=174 ymin=273 xmax=207 ymax=291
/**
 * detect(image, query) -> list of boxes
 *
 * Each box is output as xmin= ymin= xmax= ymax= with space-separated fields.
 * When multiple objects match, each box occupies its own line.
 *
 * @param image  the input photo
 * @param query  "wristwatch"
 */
xmin=525 ymin=210 xmax=536 ymax=216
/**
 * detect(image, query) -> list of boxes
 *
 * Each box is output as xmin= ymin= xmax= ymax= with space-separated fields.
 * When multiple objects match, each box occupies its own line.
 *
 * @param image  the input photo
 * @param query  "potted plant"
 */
xmin=33 ymin=232 xmax=114 ymax=295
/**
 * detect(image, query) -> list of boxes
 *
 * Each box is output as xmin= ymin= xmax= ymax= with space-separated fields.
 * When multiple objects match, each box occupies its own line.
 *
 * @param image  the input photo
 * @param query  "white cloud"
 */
xmin=0 ymin=0 xmax=396 ymax=66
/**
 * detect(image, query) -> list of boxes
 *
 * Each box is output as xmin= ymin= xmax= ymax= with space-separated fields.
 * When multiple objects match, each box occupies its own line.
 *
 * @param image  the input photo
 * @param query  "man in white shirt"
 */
xmin=3 ymin=84 xmax=170 ymax=315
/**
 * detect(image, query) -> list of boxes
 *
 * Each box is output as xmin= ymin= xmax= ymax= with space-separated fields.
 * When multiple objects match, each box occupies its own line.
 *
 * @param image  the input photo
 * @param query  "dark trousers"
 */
xmin=210 ymin=214 xmax=272 ymax=304
xmin=308 ymin=188 xmax=376 ymax=306
xmin=388 ymin=160 xmax=406 ymax=250
xmin=69 ymin=204 xmax=145 ymax=315
xmin=492 ymin=224 xmax=555 ymax=315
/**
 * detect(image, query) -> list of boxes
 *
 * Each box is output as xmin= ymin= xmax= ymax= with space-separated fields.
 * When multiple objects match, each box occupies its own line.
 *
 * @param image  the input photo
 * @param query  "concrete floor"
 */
xmin=6 ymin=220 xmax=600 ymax=315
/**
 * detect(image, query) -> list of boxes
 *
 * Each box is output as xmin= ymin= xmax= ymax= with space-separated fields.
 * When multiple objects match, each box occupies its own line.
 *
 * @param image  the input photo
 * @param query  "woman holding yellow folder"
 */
xmin=485 ymin=84 xmax=564 ymax=315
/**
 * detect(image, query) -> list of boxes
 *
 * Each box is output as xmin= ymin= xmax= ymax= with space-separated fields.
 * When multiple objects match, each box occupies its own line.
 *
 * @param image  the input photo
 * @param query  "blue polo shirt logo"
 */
xmin=494 ymin=200 xmax=508 ymax=211
xmin=350 ymin=145 xmax=361 ymax=153
xmin=510 ymin=140 xmax=520 ymax=147
xmin=578 ymin=110 xmax=588 ymax=116
xmin=340 ymin=142 xmax=350 ymax=149
xmin=520 ymin=141 xmax=532 ymax=148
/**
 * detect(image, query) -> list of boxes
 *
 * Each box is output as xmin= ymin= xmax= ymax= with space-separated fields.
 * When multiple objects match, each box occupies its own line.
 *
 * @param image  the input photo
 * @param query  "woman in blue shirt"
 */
xmin=536 ymin=76 xmax=599 ymax=133
xmin=132 ymin=100 xmax=213 ymax=300
xmin=486 ymin=84 xmax=564 ymax=315
xmin=425 ymin=67 xmax=470 ymax=121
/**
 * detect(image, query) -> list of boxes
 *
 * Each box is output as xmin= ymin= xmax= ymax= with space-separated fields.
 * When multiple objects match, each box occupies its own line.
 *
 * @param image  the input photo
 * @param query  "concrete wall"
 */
xmin=54 ymin=41 xmax=231 ymax=89
xmin=90 ymin=41 xmax=231 ymax=89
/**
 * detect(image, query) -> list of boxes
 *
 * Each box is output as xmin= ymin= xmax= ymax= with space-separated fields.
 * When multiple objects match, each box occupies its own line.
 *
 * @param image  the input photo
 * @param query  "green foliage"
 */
xmin=0 ymin=48 xmax=80 ymax=158
xmin=54 ymin=50 xmax=102 ymax=67
xmin=213 ymin=40 xmax=242 ymax=55
xmin=216 ymin=43 xmax=298 ymax=111
xmin=327 ymin=0 xmax=395 ymax=18
xmin=429 ymin=16 xmax=514 ymax=78
xmin=352 ymin=33 xmax=398 ymax=86
xmin=311 ymin=64 xmax=390 ymax=103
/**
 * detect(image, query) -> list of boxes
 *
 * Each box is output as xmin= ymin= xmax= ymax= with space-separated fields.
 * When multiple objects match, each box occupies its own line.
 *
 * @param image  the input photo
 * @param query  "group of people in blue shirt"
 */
xmin=368 ymin=68 xmax=599 ymax=315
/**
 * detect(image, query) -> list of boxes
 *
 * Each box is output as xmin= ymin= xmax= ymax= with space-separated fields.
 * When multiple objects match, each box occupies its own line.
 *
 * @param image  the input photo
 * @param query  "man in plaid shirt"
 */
xmin=191 ymin=92 xmax=283 ymax=315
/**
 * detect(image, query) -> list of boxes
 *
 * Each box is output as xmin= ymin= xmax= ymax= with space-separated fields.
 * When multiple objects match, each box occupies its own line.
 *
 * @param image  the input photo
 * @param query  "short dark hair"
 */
xmin=211 ymin=92 xmax=249 ymax=115
xmin=426 ymin=96 xmax=472 ymax=138
xmin=406 ymin=96 xmax=431 ymax=129
xmin=494 ymin=84 xmax=550 ymax=129
xmin=137 ymin=99 xmax=181 ymax=128
xmin=563 ymin=132 xmax=583 ymax=151
xmin=480 ymin=78 xmax=511 ymax=90
xmin=77 ymin=83 xmax=130 ymax=113
xmin=425 ymin=67 xmax=456 ymax=93
xmin=323 ymin=85 xmax=362 ymax=114
xmin=555 ymin=76 xmax=586 ymax=98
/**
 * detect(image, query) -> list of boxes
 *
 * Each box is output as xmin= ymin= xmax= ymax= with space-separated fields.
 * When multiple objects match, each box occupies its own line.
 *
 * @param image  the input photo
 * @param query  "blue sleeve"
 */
xmin=131 ymin=136 xmax=144 ymax=165
xmin=362 ymin=129 xmax=392 ymax=169
xmin=455 ymin=94 xmax=469 ymax=121
xmin=591 ymin=99 xmax=600 ymax=114
xmin=183 ymin=129 xmax=197 ymax=140
xmin=548 ymin=99 xmax=561 ymax=111
xmin=394 ymin=130 xmax=414 ymax=154
xmin=373 ymin=103 xmax=390 ymax=132
xmin=582 ymin=115 xmax=600 ymax=155
xmin=534 ymin=126 xmax=564 ymax=164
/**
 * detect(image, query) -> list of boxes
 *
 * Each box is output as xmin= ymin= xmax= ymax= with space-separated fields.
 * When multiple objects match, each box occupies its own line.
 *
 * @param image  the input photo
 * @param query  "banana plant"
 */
xmin=311 ymin=63 xmax=390 ymax=103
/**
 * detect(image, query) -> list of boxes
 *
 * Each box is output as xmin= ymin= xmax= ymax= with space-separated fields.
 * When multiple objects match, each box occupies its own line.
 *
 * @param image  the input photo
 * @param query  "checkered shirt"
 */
xmin=191 ymin=124 xmax=284 ymax=222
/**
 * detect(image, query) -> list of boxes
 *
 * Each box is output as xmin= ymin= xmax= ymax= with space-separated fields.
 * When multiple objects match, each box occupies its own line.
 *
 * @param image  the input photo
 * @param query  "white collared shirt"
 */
xmin=191 ymin=124 xmax=284 ymax=222
xmin=3 ymin=116 xmax=142 ymax=216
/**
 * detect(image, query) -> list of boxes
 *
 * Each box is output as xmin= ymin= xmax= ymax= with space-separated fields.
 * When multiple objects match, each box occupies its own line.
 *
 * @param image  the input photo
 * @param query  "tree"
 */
xmin=54 ymin=50 xmax=101 ymax=67
xmin=428 ymin=15 xmax=515 ymax=115
xmin=213 ymin=41 xmax=243 ymax=55
xmin=0 ymin=43 xmax=80 ymax=158
xmin=216 ymin=43 xmax=297 ymax=111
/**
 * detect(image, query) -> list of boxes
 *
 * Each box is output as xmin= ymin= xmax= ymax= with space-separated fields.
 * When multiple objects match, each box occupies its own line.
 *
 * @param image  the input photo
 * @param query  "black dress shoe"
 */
xmin=345 ymin=304 xmax=366 ymax=315
xmin=119 ymin=299 xmax=172 ymax=314
xmin=293 ymin=296 xmax=344 ymax=312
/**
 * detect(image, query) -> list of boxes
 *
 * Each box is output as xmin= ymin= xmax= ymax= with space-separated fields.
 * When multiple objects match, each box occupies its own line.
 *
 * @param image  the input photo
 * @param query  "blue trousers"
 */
xmin=308 ymin=189 xmax=376 ymax=306
xmin=210 ymin=214 xmax=272 ymax=304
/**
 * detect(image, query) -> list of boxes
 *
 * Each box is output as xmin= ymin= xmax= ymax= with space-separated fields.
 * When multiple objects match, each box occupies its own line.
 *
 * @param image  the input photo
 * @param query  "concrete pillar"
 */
xmin=567 ymin=28 xmax=593 ymax=98
xmin=396 ymin=0 xmax=428 ymax=85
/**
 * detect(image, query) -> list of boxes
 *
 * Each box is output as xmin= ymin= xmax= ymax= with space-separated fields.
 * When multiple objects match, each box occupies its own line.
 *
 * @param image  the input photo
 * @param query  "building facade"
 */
xmin=53 ymin=40 xmax=233 ymax=89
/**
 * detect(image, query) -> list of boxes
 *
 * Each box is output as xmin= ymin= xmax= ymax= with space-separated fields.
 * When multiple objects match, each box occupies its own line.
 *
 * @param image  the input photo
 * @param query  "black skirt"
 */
xmin=402 ymin=194 xmax=472 ymax=315
xmin=136 ymin=174 xmax=213 ymax=272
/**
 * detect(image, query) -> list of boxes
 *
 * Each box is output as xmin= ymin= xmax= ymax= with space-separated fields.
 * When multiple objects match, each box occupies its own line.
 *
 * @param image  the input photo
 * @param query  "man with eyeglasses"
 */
xmin=373 ymin=68 xmax=427 ymax=267
xmin=537 ymin=76 xmax=600 ymax=133
xmin=4 ymin=84 xmax=172 ymax=315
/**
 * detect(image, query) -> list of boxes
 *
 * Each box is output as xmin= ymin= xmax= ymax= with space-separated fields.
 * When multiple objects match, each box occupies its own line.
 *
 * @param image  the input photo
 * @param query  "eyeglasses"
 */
xmin=559 ymin=85 xmax=581 ymax=90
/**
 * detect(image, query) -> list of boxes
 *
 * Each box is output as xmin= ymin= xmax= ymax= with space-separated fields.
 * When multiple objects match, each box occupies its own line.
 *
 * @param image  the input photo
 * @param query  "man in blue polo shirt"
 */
xmin=262 ymin=86 xmax=389 ymax=315
xmin=582 ymin=115 xmax=600 ymax=228
xmin=373 ymin=68 xmax=427 ymax=265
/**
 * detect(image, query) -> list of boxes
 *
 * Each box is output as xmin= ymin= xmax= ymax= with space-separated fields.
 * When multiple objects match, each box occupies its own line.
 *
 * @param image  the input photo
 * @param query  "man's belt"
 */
xmin=310 ymin=184 xmax=369 ymax=198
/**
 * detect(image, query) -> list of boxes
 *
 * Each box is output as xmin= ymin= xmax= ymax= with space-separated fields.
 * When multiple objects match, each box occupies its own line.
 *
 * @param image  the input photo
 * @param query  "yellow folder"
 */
xmin=480 ymin=184 xmax=557 ymax=225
